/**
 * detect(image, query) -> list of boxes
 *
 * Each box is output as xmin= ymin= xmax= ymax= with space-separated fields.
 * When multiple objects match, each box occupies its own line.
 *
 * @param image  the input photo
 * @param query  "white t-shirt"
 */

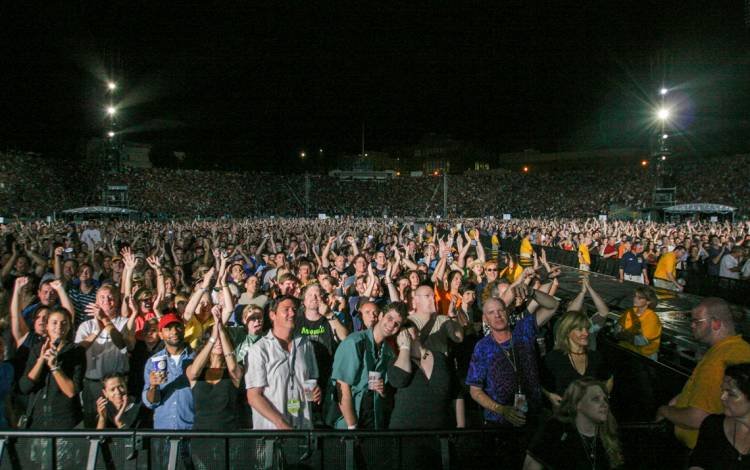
xmin=75 ymin=316 xmax=129 ymax=379
xmin=742 ymin=259 xmax=750 ymax=280
xmin=719 ymin=254 xmax=740 ymax=280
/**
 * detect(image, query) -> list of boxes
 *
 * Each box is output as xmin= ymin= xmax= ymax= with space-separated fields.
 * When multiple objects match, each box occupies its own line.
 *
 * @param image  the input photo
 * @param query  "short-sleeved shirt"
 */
xmin=465 ymin=314 xmax=541 ymax=424
xmin=434 ymin=285 xmax=462 ymax=316
xmin=620 ymin=251 xmax=646 ymax=276
xmin=617 ymin=308 xmax=662 ymax=359
xmin=674 ymin=335 xmax=750 ymax=448
xmin=499 ymin=264 xmax=523 ymax=283
xmin=578 ymin=244 xmax=591 ymax=265
xmin=654 ymin=252 xmax=678 ymax=280
xmin=328 ymin=329 xmax=394 ymax=429
xmin=719 ymin=255 xmax=740 ymax=279
xmin=74 ymin=316 xmax=130 ymax=379
xmin=245 ymin=331 xmax=319 ymax=430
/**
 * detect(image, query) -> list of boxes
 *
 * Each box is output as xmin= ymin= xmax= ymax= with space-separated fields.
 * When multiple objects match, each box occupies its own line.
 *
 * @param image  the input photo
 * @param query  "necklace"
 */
xmin=568 ymin=353 xmax=587 ymax=375
xmin=578 ymin=429 xmax=597 ymax=470
xmin=733 ymin=419 xmax=746 ymax=461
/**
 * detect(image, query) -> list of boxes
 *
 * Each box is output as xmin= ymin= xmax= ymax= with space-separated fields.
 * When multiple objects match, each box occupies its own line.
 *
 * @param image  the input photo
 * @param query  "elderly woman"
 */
xmin=542 ymin=311 xmax=612 ymax=409
xmin=689 ymin=363 xmax=750 ymax=469
xmin=524 ymin=378 xmax=624 ymax=469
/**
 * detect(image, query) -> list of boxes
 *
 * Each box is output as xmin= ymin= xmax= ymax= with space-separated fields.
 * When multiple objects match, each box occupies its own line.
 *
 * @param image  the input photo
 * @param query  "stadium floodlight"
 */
xmin=107 ymin=131 xmax=115 ymax=138
xmin=106 ymin=106 xmax=117 ymax=116
xmin=662 ymin=134 xmax=668 ymax=139
xmin=107 ymin=81 xmax=117 ymax=91
xmin=641 ymin=160 xmax=648 ymax=167
xmin=522 ymin=166 xmax=529 ymax=173
xmin=656 ymin=108 xmax=670 ymax=121
xmin=300 ymin=151 xmax=306 ymax=159
xmin=660 ymin=88 xmax=668 ymax=96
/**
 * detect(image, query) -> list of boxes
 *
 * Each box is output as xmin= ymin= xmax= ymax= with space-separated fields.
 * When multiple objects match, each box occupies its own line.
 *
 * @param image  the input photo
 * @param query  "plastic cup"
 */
xmin=303 ymin=379 xmax=317 ymax=401
xmin=368 ymin=371 xmax=382 ymax=390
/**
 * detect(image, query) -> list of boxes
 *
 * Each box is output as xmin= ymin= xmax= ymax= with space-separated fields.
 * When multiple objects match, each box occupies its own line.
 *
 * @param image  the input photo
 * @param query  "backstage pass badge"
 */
xmin=287 ymin=382 xmax=301 ymax=417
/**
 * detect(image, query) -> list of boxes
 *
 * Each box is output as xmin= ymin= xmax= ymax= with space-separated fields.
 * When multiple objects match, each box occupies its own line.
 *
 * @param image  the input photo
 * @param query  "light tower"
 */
xmin=651 ymin=86 xmax=676 ymax=209
xmin=104 ymin=80 xmax=121 ymax=174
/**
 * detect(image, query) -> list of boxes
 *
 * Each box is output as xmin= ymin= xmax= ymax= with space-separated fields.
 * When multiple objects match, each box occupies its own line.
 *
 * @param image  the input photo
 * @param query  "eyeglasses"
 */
xmin=485 ymin=268 xmax=498 ymax=272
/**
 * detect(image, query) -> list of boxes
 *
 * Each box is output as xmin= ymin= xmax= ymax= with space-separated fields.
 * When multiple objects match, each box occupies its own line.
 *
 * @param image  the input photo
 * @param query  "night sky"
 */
xmin=1 ymin=1 xmax=749 ymax=168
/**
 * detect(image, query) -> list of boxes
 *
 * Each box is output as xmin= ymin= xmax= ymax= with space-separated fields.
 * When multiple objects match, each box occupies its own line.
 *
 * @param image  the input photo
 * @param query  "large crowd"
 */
xmin=2 ymin=152 xmax=749 ymax=218
xmin=0 ymin=216 xmax=748 ymax=469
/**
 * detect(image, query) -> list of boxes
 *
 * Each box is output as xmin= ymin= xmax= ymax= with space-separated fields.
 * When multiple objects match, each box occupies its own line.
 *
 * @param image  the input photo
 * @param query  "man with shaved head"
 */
xmin=466 ymin=287 xmax=560 ymax=467
xmin=657 ymin=297 xmax=750 ymax=450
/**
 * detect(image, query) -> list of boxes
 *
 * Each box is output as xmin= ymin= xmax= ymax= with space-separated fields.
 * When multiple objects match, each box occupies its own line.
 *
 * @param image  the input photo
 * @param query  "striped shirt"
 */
xmin=68 ymin=285 xmax=98 ymax=328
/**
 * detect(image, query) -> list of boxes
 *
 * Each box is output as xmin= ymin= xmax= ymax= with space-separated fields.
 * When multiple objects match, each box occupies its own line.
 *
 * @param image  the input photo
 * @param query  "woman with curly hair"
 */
xmin=524 ymin=378 xmax=624 ymax=469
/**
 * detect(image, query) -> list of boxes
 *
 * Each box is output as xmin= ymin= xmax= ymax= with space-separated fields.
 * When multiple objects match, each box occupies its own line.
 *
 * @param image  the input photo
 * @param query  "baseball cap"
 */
xmin=158 ymin=313 xmax=182 ymax=331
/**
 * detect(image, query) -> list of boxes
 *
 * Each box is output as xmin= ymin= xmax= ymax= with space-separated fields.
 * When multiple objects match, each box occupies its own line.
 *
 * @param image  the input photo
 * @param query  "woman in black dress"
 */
xmin=18 ymin=308 xmax=85 ymax=429
xmin=689 ymin=363 xmax=750 ymax=469
xmin=186 ymin=306 xmax=243 ymax=430
xmin=542 ymin=311 xmax=612 ymax=410
xmin=525 ymin=378 xmax=623 ymax=469
xmin=388 ymin=322 xmax=456 ymax=429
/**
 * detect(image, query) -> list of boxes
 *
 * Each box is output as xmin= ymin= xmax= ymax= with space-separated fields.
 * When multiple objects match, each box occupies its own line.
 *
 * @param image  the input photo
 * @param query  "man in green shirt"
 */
xmin=326 ymin=302 xmax=407 ymax=429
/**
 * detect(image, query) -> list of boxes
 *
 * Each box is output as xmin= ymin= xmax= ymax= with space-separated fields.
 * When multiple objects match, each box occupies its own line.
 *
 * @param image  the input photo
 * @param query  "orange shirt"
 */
xmin=434 ymin=285 xmax=462 ymax=316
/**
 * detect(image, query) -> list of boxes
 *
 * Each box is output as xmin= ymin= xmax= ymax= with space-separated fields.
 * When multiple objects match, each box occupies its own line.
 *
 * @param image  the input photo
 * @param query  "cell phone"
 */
xmin=64 ymin=247 xmax=74 ymax=253
xmin=471 ymin=240 xmax=477 ymax=246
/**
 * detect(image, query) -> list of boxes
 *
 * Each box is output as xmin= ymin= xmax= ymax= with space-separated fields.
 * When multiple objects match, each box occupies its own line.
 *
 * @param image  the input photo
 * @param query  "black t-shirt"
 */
xmin=294 ymin=313 xmax=336 ymax=388
xmin=541 ymin=349 xmax=611 ymax=397
xmin=527 ymin=419 xmax=615 ymax=470
xmin=691 ymin=414 xmax=750 ymax=469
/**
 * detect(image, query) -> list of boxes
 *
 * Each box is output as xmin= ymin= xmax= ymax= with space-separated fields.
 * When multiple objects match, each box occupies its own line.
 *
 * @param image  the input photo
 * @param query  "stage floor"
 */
xmin=551 ymin=263 xmax=749 ymax=370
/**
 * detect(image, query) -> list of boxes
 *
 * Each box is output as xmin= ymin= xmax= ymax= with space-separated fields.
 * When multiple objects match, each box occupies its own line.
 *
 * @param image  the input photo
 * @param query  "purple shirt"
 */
xmin=465 ymin=314 xmax=542 ymax=424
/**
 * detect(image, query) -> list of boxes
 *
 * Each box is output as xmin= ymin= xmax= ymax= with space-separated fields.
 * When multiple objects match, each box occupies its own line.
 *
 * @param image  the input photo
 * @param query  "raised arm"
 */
xmin=183 ymin=268 xmax=214 ymax=323
xmin=10 ymin=277 xmax=31 ymax=347
xmin=186 ymin=315 xmax=219 ymax=384
xmin=50 ymin=280 xmax=75 ymax=318
xmin=585 ymin=279 xmax=610 ymax=326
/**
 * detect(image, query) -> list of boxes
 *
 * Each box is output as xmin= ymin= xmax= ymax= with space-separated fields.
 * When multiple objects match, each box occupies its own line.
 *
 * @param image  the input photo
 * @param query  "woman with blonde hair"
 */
xmin=524 ymin=378 xmax=624 ymax=469
xmin=542 ymin=311 xmax=612 ymax=408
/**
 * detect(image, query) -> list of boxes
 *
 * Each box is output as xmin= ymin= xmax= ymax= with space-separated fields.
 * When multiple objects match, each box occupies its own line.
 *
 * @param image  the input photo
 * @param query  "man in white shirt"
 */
xmin=75 ymin=284 xmax=131 ymax=427
xmin=719 ymin=247 xmax=743 ymax=280
xmin=246 ymin=295 xmax=321 ymax=430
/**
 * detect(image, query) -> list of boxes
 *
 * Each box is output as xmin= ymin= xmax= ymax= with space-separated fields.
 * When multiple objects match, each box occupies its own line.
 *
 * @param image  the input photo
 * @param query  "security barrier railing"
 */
xmin=0 ymin=424 xmax=687 ymax=470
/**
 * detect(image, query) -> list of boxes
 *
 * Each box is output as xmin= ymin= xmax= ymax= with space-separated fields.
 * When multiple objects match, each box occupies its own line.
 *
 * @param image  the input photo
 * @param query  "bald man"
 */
xmin=408 ymin=285 xmax=463 ymax=355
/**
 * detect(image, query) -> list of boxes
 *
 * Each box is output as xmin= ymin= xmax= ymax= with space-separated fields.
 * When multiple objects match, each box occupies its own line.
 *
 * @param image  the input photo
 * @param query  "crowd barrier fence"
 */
xmin=0 ymin=424 xmax=686 ymax=470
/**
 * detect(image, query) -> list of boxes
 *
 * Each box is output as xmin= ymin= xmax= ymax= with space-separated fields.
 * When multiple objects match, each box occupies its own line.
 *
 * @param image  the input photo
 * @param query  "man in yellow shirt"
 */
xmin=653 ymin=246 xmax=686 ymax=292
xmin=657 ymin=297 xmax=750 ymax=449
xmin=519 ymin=233 xmax=533 ymax=267
xmin=577 ymin=236 xmax=591 ymax=271
xmin=615 ymin=286 xmax=661 ymax=360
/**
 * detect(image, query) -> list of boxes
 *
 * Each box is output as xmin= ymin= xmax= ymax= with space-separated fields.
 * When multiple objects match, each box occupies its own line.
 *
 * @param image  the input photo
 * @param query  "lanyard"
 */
xmin=501 ymin=338 xmax=523 ymax=394
xmin=286 ymin=338 xmax=298 ymax=390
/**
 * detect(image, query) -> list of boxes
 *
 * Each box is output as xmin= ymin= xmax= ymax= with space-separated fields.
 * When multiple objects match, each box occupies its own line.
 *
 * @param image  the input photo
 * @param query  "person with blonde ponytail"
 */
xmin=524 ymin=378 xmax=623 ymax=469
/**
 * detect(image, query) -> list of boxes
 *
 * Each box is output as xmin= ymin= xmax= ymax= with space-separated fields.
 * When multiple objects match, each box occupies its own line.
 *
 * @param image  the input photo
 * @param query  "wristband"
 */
xmin=347 ymin=424 xmax=357 ymax=430
xmin=50 ymin=367 xmax=60 ymax=373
